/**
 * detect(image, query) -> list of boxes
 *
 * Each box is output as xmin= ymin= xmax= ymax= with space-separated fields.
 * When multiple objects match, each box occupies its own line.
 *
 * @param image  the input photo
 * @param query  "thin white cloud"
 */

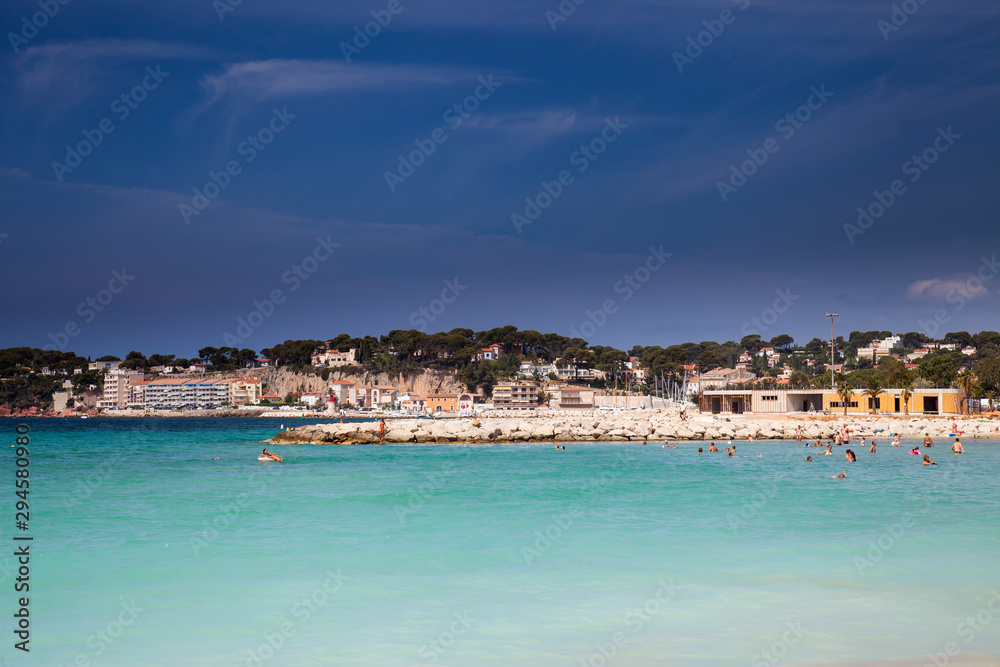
xmin=196 ymin=59 xmax=475 ymax=109
xmin=14 ymin=39 xmax=219 ymax=109
xmin=906 ymin=276 xmax=992 ymax=302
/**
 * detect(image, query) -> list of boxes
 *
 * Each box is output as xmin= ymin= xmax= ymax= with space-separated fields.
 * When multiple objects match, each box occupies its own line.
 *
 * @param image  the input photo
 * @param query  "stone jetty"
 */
xmin=268 ymin=412 xmax=998 ymax=445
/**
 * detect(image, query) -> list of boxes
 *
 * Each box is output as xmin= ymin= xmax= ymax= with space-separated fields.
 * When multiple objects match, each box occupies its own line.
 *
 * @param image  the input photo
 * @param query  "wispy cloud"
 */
xmin=13 ymin=39 xmax=219 ymax=110
xmin=195 ymin=59 xmax=475 ymax=110
xmin=906 ymin=276 xmax=992 ymax=302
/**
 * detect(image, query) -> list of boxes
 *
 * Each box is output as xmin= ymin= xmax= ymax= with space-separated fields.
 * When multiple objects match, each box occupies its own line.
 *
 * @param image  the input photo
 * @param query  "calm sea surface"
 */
xmin=1 ymin=417 xmax=998 ymax=666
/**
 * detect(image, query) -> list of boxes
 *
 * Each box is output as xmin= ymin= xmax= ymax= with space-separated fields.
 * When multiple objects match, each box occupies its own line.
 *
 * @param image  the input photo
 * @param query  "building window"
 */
xmin=762 ymin=395 xmax=778 ymax=401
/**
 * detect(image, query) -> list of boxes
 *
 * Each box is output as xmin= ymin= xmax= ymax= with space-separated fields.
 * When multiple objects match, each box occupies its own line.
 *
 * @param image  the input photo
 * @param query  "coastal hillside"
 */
xmin=208 ymin=366 xmax=469 ymax=399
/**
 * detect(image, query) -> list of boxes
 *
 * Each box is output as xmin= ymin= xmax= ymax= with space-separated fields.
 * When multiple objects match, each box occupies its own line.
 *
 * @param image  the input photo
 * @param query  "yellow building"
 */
xmin=426 ymin=394 xmax=460 ymax=413
xmin=700 ymin=387 xmax=967 ymax=415
xmin=822 ymin=388 xmax=965 ymax=415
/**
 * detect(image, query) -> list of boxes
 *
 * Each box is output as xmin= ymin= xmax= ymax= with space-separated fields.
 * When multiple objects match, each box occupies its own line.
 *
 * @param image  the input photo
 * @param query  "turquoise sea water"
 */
xmin=1 ymin=417 xmax=998 ymax=666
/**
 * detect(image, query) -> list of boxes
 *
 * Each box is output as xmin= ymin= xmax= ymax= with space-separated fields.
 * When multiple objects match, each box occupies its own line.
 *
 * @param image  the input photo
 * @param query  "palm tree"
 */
xmin=837 ymin=382 xmax=854 ymax=416
xmin=863 ymin=377 xmax=884 ymax=415
xmin=985 ymin=389 xmax=998 ymax=413
xmin=900 ymin=381 xmax=913 ymax=417
xmin=954 ymin=371 xmax=977 ymax=415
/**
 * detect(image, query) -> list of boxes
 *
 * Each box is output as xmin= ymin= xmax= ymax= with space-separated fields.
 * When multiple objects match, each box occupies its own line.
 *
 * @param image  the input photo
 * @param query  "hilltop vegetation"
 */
xmin=2 ymin=327 xmax=999 ymax=410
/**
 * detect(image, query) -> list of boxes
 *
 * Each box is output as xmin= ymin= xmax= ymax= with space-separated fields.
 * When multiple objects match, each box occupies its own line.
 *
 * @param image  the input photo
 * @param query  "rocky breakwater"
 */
xmin=268 ymin=412 xmax=998 ymax=445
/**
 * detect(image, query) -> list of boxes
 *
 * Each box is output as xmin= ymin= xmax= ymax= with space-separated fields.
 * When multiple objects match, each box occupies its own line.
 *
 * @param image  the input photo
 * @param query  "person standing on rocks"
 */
xmin=379 ymin=419 xmax=386 ymax=443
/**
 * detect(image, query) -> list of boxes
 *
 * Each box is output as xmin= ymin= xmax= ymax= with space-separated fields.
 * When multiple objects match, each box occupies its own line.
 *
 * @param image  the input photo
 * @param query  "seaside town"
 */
xmin=3 ymin=327 xmax=998 ymax=418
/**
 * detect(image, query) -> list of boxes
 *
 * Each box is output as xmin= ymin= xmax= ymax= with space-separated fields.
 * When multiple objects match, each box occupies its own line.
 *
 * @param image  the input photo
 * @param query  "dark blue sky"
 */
xmin=2 ymin=0 xmax=998 ymax=358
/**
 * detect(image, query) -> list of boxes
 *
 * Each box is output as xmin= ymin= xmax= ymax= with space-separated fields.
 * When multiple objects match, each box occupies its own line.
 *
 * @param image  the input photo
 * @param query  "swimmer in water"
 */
xmin=822 ymin=445 xmax=833 ymax=456
xmin=261 ymin=448 xmax=283 ymax=461
xmin=806 ymin=455 xmax=812 ymax=462
xmin=708 ymin=443 xmax=718 ymax=452
xmin=892 ymin=434 xmax=901 ymax=447
xmin=909 ymin=447 xmax=921 ymax=455
xmin=845 ymin=449 xmax=856 ymax=462
xmin=922 ymin=454 xmax=937 ymax=466
xmin=870 ymin=441 xmax=876 ymax=453
xmin=831 ymin=471 xmax=847 ymax=478
xmin=923 ymin=435 xmax=934 ymax=448
xmin=952 ymin=439 xmax=964 ymax=454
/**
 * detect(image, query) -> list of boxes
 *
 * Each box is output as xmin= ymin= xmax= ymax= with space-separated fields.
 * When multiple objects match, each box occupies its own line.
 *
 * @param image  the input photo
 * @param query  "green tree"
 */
xmin=740 ymin=335 xmax=762 ymax=355
xmin=954 ymin=371 xmax=977 ymax=414
xmin=770 ymin=334 xmax=794 ymax=351
xmin=837 ymin=383 xmax=854 ymax=416
xmin=917 ymin=355 xmax=958 ymax=387
xmin=863 ymin=376 xmax=884 ymax=414
xmin=899 ymin=379 xmax=913 ymax=416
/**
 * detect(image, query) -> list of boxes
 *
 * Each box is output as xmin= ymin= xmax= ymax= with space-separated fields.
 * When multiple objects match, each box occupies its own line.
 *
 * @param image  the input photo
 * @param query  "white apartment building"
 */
xmin=127 ymin=377 xmax=262 ymax=409
xmin=98 ymin=369 xmax=144 ymax=409
xmin=856 ymin=335 xmax=901 ymax=361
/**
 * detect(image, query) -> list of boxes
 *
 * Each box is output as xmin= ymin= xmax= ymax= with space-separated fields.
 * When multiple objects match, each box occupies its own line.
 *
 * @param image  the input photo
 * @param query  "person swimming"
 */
xmin=952 ymin=439 xmax=964 ymax=454
xmin=806 ymin=455 xmax=812 ymax=462
xmin=822 ymin=445 xmax=832 ymax=456
xmin=845 ymin=449 xmax=856 ymax=462
xmin=869 ymin=441 xmax=876 ymax=453
xmin=922 ymin=454 xmax=937 ymax=466
xmin=909 ymin=447 xmax=921 ymax=455
xmin=923 ymin=435 xmax=934 ymax=448
xmin=708 ymin=443 xmax=718 ymax=452
xmin=831 ymin=471 xmax=847 ymax=478
xmin=261 ymin=448 xmax=283 ymax=462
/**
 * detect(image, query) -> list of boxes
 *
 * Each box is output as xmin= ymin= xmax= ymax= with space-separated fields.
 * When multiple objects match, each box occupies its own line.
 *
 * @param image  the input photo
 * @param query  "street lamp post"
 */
xmin=826 ymin=313 xmax=839 ymax=389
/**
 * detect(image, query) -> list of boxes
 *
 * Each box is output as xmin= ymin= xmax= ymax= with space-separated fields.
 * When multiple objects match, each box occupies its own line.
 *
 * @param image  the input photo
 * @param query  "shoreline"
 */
xmin=269 ymin=411 xmax=1000 ymax=445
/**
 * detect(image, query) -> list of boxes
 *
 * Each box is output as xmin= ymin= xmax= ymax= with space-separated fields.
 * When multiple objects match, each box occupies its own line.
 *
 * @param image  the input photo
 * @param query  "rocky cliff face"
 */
xmin=209 ymin=367 xmax=470 ymax=398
